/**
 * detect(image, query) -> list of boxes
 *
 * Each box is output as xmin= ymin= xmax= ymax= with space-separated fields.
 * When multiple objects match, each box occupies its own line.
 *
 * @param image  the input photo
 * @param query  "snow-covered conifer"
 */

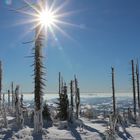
xmin=57 ymin=83 xmax=69 ymax=121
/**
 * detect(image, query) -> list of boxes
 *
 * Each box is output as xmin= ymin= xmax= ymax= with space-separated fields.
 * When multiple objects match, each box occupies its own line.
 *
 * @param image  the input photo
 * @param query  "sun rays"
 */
xmin=10 ymin=0 xmax=80 ymax=42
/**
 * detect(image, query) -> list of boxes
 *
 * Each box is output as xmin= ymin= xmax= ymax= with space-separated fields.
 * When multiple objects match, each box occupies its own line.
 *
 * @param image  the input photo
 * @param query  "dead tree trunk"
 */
xmin=34 ymin=26 xmax=45 ymax=132
xmin=70 ymin=80 xmax=74 ymax=113
xmin=74 ymin=75 xmax=80 ymax=119
xmin=61 ymin=76 xmax=63 ymax=91
xmin=20 ymin=94 xmax=23 ymax=108
xmin=59 ymin=72 xmax=61 ymax=95
xmin=136 ymin=61 xmax=140 ymax=117
xmin=131 ymin=60 xmax=136 ymax=121
xmin=77 ymin=87 xmax=80 ymax=116
xmin=33 ymin=1 xmax=47 ymax=131
xmin=111 ymin=67 xmax=116 ymax=115
xmin=0 ymin=61 xmax=2 ymax=109
xmin=8 ymin=90 xmax=10 ymax=108
xmin=2 ymin=93 xmax=8 ymax=128
xmin=11 ymin=82 xmax=14 ymax=108
xmin=70 ymin=80 xmax=74 ymax=121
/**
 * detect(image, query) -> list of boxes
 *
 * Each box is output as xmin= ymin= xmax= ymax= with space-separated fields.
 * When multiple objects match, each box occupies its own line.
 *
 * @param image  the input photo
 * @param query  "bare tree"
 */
xmin=131 ymin=60 xmax=136 ymax=121
xmin=2 ymin=93 xmax=8 ymax=128
xmin=70 ymin=80 xmax=74 ymax=114
xmin=74 ymin=75 xmax=80 ymax=119
xmin=136 ymin=60 xmax=140 ymax=117
xmin=33 ymin=0 xmax=46 ymax=133
xmin=59 ymin=72 xmax=61 ymax=95
xmin=8 ymin=90 xmax=10 ymax=108
xmin=111 ymin=67 xmax=116 ymax=115
xmin=0 ymin=61 xmax=2 ymax=109
xmin=11 ymin=82 xmax=14 ymax=109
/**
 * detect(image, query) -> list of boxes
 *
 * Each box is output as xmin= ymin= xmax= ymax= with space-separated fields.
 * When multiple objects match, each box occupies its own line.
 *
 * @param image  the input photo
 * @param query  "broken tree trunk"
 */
xmin=111 ymin=67 xmax=116 ymax=115
xmin=59 ymin=72 xmax=61 ymax=95
xmin=74 ymin=75 xmax=80 ymax=119
xmin=70 ymin=80 xmax=74 ymax=122
xmin=0 ymin=61 xmax=2 ymax=110
xmin=2 ymin=93 xmax=8 ymax=128
xmin=70 ymin=80 xmax=74 ymax=113
xmin=131 ymin=60 xmax=136 ymax=121
xmin=11 ymin=82 xmax=14 ymax=109
xmin=8 ymin=90 xmax=10 ymax=108
xmin=136 ymin=60 xmax=140 ymax=118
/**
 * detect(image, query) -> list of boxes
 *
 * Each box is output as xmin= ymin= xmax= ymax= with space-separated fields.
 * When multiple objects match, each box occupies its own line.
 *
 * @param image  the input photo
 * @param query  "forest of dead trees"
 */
xmin=0 ymin=58 xmax=140 ymax=140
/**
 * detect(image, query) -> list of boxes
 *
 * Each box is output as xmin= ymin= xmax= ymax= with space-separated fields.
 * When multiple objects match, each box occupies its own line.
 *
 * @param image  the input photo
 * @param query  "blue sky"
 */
xmin=0 ymin=0 xmax=140 ymax=93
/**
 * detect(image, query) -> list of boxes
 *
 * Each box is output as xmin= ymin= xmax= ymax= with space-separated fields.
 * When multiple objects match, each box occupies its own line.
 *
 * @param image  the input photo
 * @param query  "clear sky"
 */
xmin=0 ymin=0 xmax=140 ymax=93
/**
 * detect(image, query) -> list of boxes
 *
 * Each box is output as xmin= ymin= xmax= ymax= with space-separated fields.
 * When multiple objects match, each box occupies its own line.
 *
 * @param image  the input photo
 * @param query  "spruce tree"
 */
xmin=57 ymin=83 xmax=69 ymax=121
xmin=42 ymin=103 xmax=51 ymax=121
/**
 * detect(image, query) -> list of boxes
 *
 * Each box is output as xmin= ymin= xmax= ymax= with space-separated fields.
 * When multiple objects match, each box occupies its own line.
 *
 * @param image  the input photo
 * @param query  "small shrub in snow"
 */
xmin=84 ymin=106 xmax=97 ymax=119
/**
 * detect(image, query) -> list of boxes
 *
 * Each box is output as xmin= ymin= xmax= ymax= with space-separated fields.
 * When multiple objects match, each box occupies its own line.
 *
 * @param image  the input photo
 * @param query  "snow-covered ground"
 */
xmin=1 ymin=115 xmax=140 ymax=140
xmin=0 ymin=93 xmax=140 ymax=140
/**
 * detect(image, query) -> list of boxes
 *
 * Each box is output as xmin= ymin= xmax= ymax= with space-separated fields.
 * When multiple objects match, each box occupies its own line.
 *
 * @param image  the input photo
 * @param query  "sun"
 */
xmin=38 ymin=8 xmax=56 ymax=28
xmin=12 ymin=0 xmax=78 ymax=42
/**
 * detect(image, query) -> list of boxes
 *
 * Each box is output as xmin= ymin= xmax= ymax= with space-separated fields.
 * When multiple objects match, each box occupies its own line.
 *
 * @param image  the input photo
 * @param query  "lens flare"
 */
xmin=5 ymin=0 xmax=12 ymax=5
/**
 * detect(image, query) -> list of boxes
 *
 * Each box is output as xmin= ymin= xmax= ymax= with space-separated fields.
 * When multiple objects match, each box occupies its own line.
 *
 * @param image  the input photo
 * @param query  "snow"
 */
xmin=1 ymin=114 xmax=140 ymax=140
xmin=0 ymin=94 xmax=140 ymax=140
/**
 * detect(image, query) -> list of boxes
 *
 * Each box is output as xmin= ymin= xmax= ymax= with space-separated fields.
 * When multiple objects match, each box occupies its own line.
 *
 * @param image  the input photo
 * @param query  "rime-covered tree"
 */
xmin=33 ymin=28 xmax=45 ymax=132
xmin=33 ymin=0 xmax=46 ymax=133
xmin=20 ymin=94 xmax=23 ymax=108
xmin=15 ymin=85 xmax=24 ymax=129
